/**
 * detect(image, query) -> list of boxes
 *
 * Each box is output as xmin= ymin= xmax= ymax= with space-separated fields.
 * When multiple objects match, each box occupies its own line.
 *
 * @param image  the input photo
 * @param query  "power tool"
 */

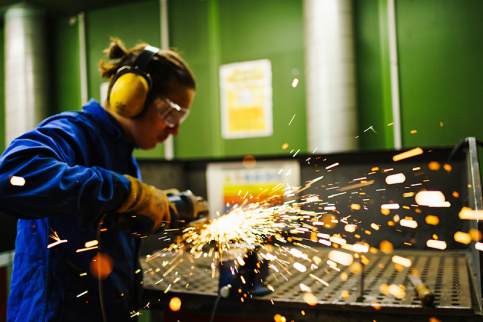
xmin=167 ymin=190 xmax=209 ymax=227
xmin=114 ymin=190 xmax=209 ymax=234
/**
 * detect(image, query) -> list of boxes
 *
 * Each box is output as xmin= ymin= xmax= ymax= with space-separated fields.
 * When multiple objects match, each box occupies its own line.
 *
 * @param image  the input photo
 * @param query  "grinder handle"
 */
xmin=168 ymin=190 xmax=209 ymax=224
xmin=408 ymin=275 xmax=435 ymax=306
xmin=415 ymin=283 xmax=435 ymax=306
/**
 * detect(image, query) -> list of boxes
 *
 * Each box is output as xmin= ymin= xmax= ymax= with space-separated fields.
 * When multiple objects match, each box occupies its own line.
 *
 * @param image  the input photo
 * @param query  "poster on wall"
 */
xmin=219 ymin=59 xmax=273 ymax=139
xmin=206 ymin=160 xmax=300 ymax=217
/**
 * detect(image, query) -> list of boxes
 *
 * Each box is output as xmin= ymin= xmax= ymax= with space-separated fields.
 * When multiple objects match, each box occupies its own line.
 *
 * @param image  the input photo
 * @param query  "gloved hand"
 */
xmin=116 ymin=175 xmax=176 ymax=235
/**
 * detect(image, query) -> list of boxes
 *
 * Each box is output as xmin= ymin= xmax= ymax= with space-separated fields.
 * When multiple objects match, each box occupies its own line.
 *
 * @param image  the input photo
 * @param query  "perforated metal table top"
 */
xmin=142 ymin=247 xmax=476 ymax=318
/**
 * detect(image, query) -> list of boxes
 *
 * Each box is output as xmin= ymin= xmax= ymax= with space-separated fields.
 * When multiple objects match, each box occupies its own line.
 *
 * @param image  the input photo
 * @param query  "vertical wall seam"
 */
xmin=387 ymin=0 xmax=402 ymax=149
xmin=208 ymin=0 xmax=223 ymax=157
xmin=78 ymin=12 xmax=88 ymax=106
xmin=378 ymin=0 xmax=394 ymax=148
xmin=161 ymin=0 xmax=174 ymax=160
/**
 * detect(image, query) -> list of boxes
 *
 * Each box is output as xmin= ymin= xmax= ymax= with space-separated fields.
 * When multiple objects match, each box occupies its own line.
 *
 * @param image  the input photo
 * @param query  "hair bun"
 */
xmin=107 ymin=38 xmax=127 ymax=60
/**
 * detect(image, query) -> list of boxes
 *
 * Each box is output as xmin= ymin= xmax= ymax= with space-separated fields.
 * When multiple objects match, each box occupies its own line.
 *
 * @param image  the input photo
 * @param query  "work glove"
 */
xmin=116 ymin=175 xmax=176 ymax=235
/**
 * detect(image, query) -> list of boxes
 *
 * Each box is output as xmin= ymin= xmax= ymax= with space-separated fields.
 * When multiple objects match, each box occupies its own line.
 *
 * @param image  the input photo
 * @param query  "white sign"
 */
xmin=206 ymin=160 xmax=300 ymax=217
xmin=219 ymin=59 xmax=273 ymax=139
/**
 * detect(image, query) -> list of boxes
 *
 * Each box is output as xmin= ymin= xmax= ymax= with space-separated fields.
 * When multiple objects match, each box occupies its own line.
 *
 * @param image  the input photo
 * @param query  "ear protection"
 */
xmin=109 ymin=45 xmax=160 ymax=118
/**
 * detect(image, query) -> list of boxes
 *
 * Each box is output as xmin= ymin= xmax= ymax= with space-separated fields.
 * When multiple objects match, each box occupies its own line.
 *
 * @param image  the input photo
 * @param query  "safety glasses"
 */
xmin=152 ymin=96 xmax=190 ymax=128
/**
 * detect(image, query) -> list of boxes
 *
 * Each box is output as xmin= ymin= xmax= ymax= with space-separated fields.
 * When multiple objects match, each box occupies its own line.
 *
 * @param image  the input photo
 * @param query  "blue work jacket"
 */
xmin=0 ymin=100 xmax=144 ymax=321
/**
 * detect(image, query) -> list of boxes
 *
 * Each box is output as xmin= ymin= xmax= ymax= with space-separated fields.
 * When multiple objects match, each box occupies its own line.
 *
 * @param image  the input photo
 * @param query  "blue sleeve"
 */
xmin=0 ymin=118 xmax=131 ymax=228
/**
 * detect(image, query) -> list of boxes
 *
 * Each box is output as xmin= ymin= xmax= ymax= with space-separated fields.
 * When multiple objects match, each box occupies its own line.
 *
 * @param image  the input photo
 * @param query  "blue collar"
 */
xmin=82 ymin=99 xmax=135 ymax=149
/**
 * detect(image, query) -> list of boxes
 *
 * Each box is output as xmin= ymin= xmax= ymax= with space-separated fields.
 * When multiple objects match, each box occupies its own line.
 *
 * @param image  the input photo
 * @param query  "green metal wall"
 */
xmin=81 ymin=0 xmax=306 ymax=159
xmin=396 ymin=0 xmax=483 ymax=148
xmin=354 ymin=0 xmax=483 ymax=150
xmin=45 ymin=0 xmax=306 ymax=159
xmin=353 ymin=0 xmax=395 ymax=150
xmin=49 ymin=16 xmax=82 ymax=114
xmin=2 ymin=0 xmax=483 ymax=157
xmin=169 ymin=0 xmax=307 ymax=159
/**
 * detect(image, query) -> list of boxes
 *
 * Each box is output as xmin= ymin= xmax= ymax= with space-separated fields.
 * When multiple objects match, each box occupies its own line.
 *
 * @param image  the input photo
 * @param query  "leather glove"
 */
xmin=116 ymin=175 xmax=176 ymax=234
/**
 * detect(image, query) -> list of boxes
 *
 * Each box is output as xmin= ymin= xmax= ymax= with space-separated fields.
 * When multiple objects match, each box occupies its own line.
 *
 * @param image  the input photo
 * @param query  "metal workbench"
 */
xmin=142 ymin=247 xmax=480 ymax=321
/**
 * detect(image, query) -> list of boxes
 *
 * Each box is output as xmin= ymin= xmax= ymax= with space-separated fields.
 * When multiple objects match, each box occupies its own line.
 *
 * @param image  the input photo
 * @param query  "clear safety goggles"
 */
xmin=152 ymin=96 xmax=190 ymax=128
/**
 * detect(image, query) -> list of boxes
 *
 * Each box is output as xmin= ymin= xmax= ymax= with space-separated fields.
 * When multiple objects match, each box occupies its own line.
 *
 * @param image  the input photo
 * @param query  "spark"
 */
xmin=326 ymin=162 xmax=339 ymax=170
xmin=392 ymin=255 xmax=411 ymax=267
xmin=10 ymin=176 xmax=26 ymax=186
xmin=454 ymin=231 xmax=472 ymax=245
xmin=289 ymin=114 xmax=296 ymax=125
xmin=130 ymin=311 xmax=141 ymax=318
xmin=381 ymin=203 xmax=400 ymax=210
xmin=339 ymin=180 xmax=374 ymax=192
xmin=308 ymin=175 xmax=324 ymax=184
xmin=426 ymin=239 xmax=447 ymax=250
xmin=459 ymin=207 xmax=483 ymax=220
xmin=76 ymin=246 xmax=98 ymax=253
xmin=415 ymin=191 xmax=450 ymax=207
xmin=328 ymin=192 xmax=346 ymax=198
xmin=140 ymin=147 xmax=473 ymax=309
xmin=328 ymin=250 xmax=353 ymax=266
xmin=393 ymin=147 xmax=424 ymax=161
xmin=400 ymin=219 xmax=417 ymax=229
xmin=303 ymin=292 xmax=318 ymax=306
xmin=299 ymin=283 xmax=311 ymax=292
xmin=425 ymin=215 xmax=440 ymax=225
xmin=388 ymin=284 xmax=406 ymax=299
xmin=77 ymin=290 xmax=88 ymax=298
xmin=364 ymin=126 xmax=377 ymax=133
xmin=47 ymin=229 xmax=68 ymax=248
xmin=329 ymin=236 xmax=346 ymax=245
xmin=385 ymin=173 xmax=406 ymax=185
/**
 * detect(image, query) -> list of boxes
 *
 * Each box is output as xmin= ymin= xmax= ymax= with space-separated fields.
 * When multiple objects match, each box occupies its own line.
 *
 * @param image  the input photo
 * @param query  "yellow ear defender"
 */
xmin=109 ymin=45 xmax=160 ymax=118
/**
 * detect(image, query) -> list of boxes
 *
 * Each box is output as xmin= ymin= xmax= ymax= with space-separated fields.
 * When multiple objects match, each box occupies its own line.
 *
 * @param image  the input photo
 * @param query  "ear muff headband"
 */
xmin=109 ymin=45 xmax=160 ymax=118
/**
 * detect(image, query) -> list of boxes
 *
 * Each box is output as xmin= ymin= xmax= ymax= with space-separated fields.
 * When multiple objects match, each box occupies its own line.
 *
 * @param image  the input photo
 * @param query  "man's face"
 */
xmin=128 ymin=86 xmax=195 ymax=150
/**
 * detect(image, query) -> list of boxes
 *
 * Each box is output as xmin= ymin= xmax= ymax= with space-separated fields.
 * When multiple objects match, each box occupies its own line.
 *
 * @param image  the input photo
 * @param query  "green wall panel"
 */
xmin=50 ymin=16 xmax=82 ymax=114
xmin=353 ymin=0 xmax=395 ymax=150
xmin=218 ymin=0 xmax=306 ymax=157
xmin=170 ymin=0 xmax=306 ymax=159
xmin=169 ymin=0 xmax=220 ymax=159
xmin=396 ymin=0 xmax=483 ymax=148
xmin=7 ymin=0 xmax=483 ymax=159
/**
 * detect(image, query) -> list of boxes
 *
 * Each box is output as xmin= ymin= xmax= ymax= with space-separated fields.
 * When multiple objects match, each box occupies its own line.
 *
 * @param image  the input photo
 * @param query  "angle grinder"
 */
xmin=114 ymin=190 xmax=209 ymax=234
xmin=167 ymin=190 xmax=209 ymax=227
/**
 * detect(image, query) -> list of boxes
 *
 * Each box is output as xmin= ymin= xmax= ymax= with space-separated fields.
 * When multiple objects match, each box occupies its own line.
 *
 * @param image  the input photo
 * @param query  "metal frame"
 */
xmin=465 ymin=137 xmax=483 ymax=314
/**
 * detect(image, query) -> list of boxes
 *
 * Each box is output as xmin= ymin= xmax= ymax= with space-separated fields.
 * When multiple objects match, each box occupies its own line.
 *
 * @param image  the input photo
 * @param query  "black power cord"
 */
xmin=97 ymin=213 xmax=109 ymax=322
xmin=209 ymin=285 xmax=231 ymax=322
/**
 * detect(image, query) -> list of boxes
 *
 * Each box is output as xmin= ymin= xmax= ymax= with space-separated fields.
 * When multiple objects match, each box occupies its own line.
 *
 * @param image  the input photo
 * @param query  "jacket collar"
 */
xmin=82 ymin=99 xmax=135 ymax=149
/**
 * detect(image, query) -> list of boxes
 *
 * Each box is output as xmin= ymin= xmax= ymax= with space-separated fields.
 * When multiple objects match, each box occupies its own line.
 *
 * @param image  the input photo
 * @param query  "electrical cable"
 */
xmin=97 ymin=213 xmax=109 ymax=322
xmin=209 ymin=285 xmax=231 ymax=322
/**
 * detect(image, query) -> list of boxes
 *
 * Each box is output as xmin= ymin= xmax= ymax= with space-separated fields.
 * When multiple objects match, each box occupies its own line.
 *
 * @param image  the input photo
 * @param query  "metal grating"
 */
xmin=142 ymin=248 xmax=473 ymax=314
